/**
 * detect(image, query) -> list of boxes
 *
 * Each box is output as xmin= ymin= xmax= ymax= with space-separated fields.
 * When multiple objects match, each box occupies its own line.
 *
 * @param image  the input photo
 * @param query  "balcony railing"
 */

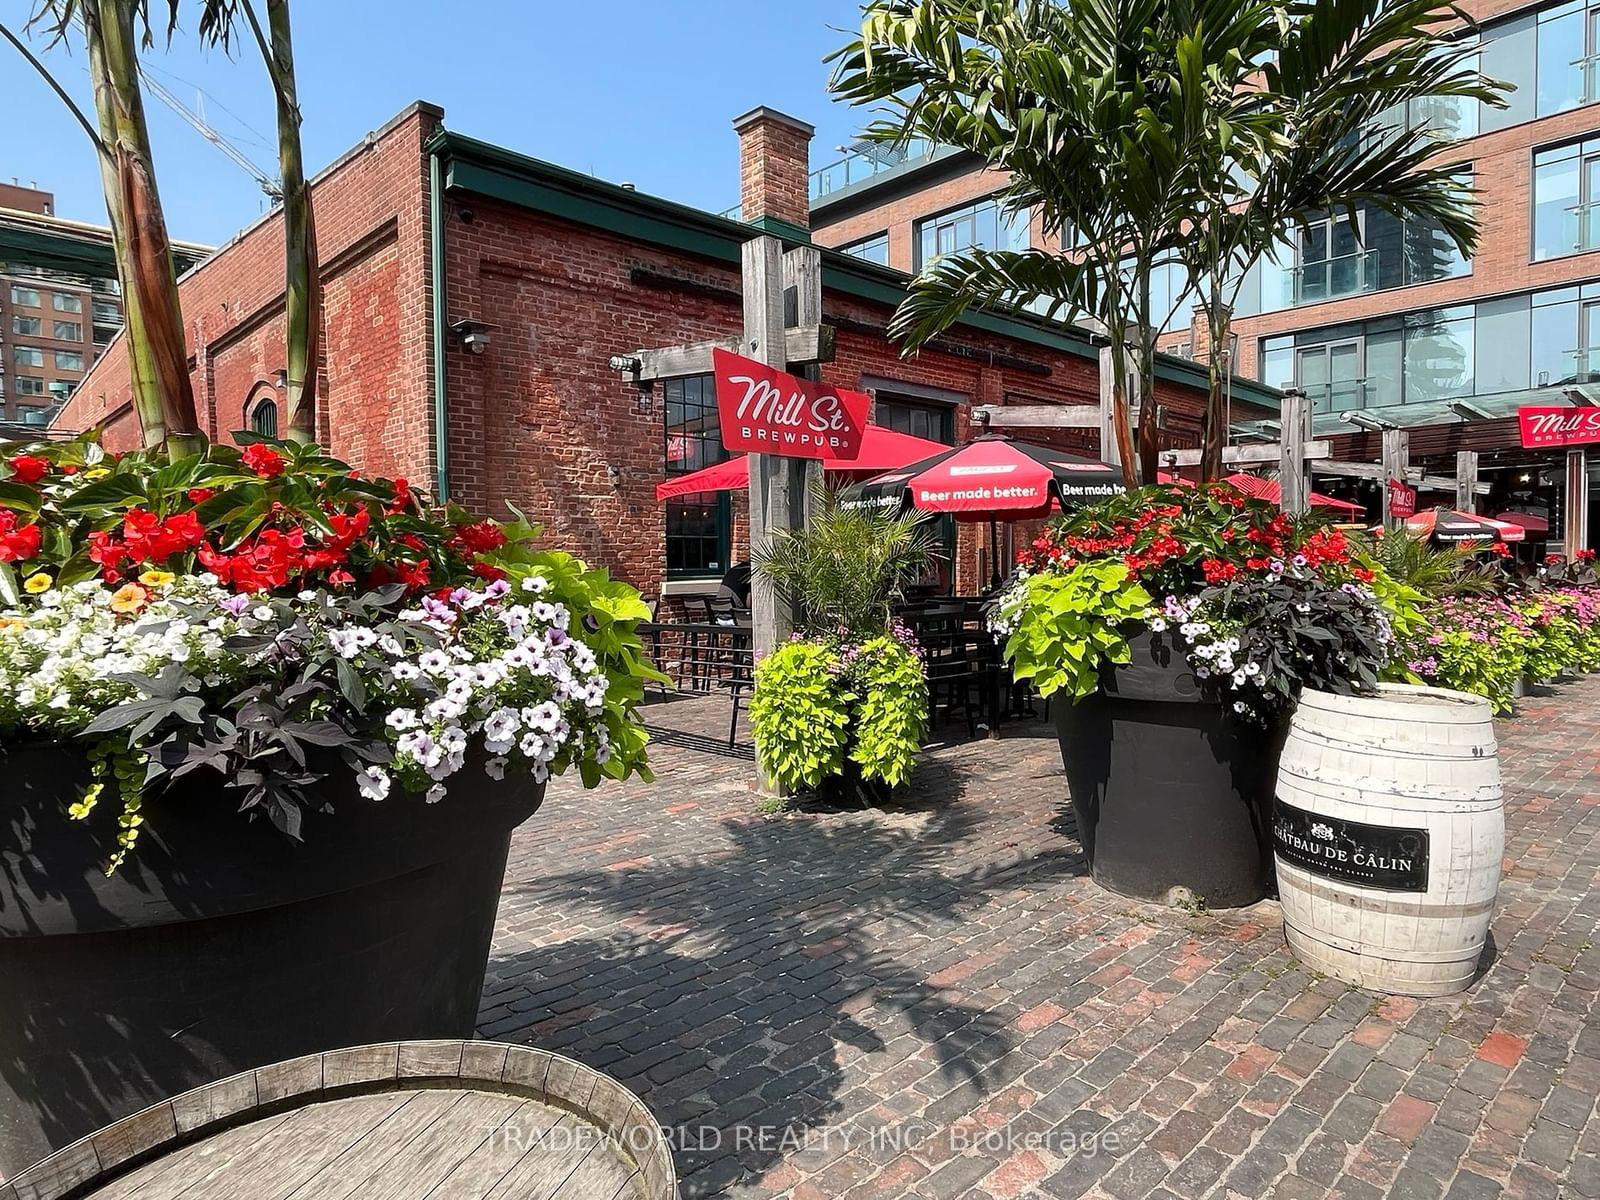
xmin=1564 ymin=202 xmax=1600 ymax=254
xmin=1304 ymin=378 xmax=1371 ymax=415
xmin=1290 ymin=249 xmax=1381 ymax=306
xmin=809 ymin=138 xmax=941 ymax=201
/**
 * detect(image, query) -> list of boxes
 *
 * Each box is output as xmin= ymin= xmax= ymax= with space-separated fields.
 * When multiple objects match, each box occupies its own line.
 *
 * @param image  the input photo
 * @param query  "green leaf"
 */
xmin=0 ymin=562 xmax=19 ymax=606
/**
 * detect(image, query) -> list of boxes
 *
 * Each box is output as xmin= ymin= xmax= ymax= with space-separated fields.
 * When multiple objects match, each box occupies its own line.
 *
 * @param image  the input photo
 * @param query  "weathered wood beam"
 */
xmin=976 ymin=404 xmax=1103 ymax=429
xmin=1316 ymin=460 xmax=1489 ymax=494
xmin=1160 ymin=441 xmax=1330 ymax=468
xmin=614 ymin=325 xmax=834 ymax=382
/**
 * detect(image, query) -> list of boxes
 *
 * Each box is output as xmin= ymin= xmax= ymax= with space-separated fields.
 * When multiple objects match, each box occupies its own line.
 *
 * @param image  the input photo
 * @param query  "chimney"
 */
xmin=732 ymin=106 xmax=814 ymax=237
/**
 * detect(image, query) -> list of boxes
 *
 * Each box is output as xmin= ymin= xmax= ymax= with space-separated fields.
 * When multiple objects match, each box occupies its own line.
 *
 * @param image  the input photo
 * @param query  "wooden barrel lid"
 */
xmin=2 ymin=1041 xmax=677 ymax=1200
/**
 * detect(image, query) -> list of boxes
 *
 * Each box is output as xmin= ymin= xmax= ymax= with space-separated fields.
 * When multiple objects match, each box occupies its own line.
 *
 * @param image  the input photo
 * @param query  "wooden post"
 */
xmin=1566 ymin=448 xmax=1590 ymax=559
xmin=743 ymin=236 xmax=794 ymax=661
xmin=1279 ymin=388 xmax=1310 ymax=517
xmin=1097 ymin=345 xmax=1121 ymax=468
xmin=1381 ymin=428 xmax=1411 ymax=530
xmin=783 ymin=245 xmax=824 ymax=527
xmin=1455 ymin=451 xmax=1479 ymax=514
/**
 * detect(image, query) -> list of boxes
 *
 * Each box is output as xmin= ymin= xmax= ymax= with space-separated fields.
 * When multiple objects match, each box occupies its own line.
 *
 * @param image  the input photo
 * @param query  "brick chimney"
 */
xmin=732 ymin=106 xmax=814 ymax=237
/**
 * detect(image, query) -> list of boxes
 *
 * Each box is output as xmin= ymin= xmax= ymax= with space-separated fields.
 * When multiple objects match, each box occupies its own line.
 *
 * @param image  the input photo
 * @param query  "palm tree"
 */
xmin=829 ymin=0 xmax=1505 ymax=482
xmin=174 ymin=0 xmax=318 ymax=442
xmin=754 ymin=487 xmax=937 ymax=635
xmin=3 ymin=2 xmax=204 ymax=452
xmin=1178 ymin=0 xmax=1505 ymax=477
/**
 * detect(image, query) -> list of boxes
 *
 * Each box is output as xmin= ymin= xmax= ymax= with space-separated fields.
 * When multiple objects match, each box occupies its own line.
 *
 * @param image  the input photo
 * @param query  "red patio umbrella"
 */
xmin=839 ymin=435 xmax=1126 ymax=519
xmin=1157 ymin=471 xmax=1364 ymax=515
xmin=1390 ymin=508 xmax=1527 ymax=543
xmin=655 ymin=425 xmax=950 ymax=502
xmin=1222 ymin=473 xmax=1365 ymax=515
xmin=1494 ymin=511 xmax=1550 ymax=536
xmin=840 ymin=436 xmax=1127 ymax=586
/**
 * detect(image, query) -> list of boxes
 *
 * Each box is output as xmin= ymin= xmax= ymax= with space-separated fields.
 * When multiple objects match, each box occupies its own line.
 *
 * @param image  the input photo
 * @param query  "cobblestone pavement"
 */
xmin=481 ymin=679 xmax=1600 ymax=1200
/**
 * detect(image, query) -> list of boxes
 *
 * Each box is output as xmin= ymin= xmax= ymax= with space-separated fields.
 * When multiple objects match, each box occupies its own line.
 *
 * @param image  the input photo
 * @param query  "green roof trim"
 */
xmin=427 ymin=129 xmax=1280 ymax=411
xmin=0 ymin=223 xmax=207 ymax=279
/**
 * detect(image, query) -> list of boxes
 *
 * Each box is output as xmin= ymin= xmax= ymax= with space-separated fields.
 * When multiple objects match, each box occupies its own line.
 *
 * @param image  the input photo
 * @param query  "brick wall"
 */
xmin=58 ymin=101 xmax=1222 ymax=602
xmin=56 ymin=102 xmax=441 ymax=484
xmin=439 ymin=190 xmax=1217 ymax=599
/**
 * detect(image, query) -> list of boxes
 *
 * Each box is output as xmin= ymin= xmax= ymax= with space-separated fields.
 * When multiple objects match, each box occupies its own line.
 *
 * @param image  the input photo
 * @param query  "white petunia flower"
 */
xmin=425 ymin=784 xmax=447 ymax=804
xmin=485 ymin=756 xmax=508 ymax=781
xmin=357 ymin=766 xmax=391 ymax=801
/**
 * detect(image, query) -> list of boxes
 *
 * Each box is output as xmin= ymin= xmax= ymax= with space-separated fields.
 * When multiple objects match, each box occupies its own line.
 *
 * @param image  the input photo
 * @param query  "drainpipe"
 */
xmin=428 ymin=147 xmax=450 ymax=502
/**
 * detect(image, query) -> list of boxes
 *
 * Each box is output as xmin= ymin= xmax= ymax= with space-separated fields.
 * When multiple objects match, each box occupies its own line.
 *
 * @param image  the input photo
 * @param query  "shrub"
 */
xmin=993 ymin=561 xmax=1154 ymax=699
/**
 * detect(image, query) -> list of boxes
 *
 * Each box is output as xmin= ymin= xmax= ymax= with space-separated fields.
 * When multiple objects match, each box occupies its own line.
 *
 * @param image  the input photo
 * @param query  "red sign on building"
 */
xmin=1518 ymin=406 xmax=1600 ymax=449
xmin=1387 ymin=478 xmax=1417 ymax=519
xmin=713 ymin=348 xmax=869 ymax=461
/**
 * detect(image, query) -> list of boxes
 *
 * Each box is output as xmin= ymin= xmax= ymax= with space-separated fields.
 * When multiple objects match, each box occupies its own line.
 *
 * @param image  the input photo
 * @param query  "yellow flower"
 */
xmin=138 ymin=569 xmax=176 ymax=588
xmin=23 ymin=572 xmax=52 ymax=594
xmin=109 ymin=583 xmax=149 ymax=614
xmin=84 ymin=468 xmax=111 ymax=480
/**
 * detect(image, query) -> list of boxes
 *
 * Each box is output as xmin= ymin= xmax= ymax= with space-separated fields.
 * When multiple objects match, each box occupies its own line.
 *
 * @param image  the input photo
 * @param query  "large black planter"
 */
xmin=0 ymin=743 xmax=545 ymax=1176
xmin=1055 ymin=631 xmax=1283 ymax=908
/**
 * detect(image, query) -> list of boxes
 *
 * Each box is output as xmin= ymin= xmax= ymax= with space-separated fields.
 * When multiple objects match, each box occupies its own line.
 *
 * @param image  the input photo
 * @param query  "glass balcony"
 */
xmin=809 ymin=138 xmax=941 ymax=201
xmin=1291 ymin=250 xmax=1381 ymax=306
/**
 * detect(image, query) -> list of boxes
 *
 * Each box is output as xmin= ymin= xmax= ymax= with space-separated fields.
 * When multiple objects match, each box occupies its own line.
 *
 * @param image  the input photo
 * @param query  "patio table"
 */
xmin=4 ymin=1041 xmax=676 ymax=1200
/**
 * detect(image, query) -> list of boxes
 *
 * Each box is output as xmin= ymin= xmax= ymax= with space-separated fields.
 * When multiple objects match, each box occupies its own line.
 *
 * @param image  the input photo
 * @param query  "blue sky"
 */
xmin=3 ymin=1 xmax=871 ymax=246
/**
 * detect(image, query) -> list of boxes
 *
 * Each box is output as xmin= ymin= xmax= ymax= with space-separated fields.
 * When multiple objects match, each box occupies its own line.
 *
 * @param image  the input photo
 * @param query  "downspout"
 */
xmin=428 ymin=146 xmax=450 ymax=502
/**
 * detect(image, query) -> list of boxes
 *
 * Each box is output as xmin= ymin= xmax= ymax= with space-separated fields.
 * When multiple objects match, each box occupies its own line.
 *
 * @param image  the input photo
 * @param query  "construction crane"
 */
xmin=139 ymin=69 xmax=282 ymax=201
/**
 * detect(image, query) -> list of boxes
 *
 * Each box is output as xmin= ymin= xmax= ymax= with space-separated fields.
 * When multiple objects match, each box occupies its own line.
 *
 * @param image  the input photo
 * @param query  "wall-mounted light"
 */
xmin=608 ymin=354 xmax=642 ymax=373
xmin=449 ymin=319 xmax=497 ymax=356
xmin=274 ymin=368 xmax=287 ymax=390
xmin=1341 ymin=411 xmax=1398 ymax=431
xmin=607 ymin=465 xmax=623 ymax=488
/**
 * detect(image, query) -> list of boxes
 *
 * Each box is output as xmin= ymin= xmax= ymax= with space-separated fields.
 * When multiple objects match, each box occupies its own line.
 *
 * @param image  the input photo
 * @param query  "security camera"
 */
xmin=463 ymin=329 xmax=490 ymax=355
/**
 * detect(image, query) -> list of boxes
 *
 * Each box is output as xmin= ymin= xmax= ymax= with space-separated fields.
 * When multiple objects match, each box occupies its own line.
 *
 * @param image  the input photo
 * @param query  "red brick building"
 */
xmin=57 ymin=101 xmax=1278 ymax=599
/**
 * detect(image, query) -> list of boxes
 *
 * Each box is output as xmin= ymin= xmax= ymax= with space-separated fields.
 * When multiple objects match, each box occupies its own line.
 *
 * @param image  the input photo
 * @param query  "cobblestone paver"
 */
xmin=481 ymin=680 xmax=1600 ymax=1199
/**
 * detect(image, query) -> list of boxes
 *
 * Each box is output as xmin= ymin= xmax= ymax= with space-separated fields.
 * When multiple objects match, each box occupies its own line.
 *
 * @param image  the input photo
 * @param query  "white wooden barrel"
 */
xmin=1273 ymin=684 xmax=1503 ymax=997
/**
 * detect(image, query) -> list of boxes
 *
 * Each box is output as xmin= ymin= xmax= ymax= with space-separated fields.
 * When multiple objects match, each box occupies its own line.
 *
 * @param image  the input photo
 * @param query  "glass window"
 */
xmin=1403 ymin=307 xmax=1475 ymax=403
xmin=12 ymin=316 xmax=41 ymax=336
xmin=914 ymin=196 xmax=1030 ymax=270
xmin=1533 ymin=137 xmax=1600 ymax=259
xmin=54 ymin=351 xmax=84 ymax=371
xmin=53 ymin=320 xmax=82 ymax=342
xmin=1536 ymin=0 xmax=1600 ymax=118
xmin=12 ymin=347 xmax=43 ymax=368
xmin=1125 ymin=258 xmax=1193 ymax=334
xmin=1481 ymin=12 xmax=1537 ymax=132
xmin=9 ymin=287 xmax=40 ymax=307
xmin=839 ymin=232 xmax=889 ymax=266
xmin=1476 ymin=294 xmax=1533 ymax=393
xmin=51 ymin=292 xmax=82 ymax=313
xmin=18 ymin=405 xmax=50 ymax=427
xmin=14 ymin=376 xmax=45 ymax=395
xmin=663 ymin=374 xmax=730 ymax=576
xmin=92 ymin=301 xmax=120 ymax=323
xmin=251 ymin=398 xmax=279 ymax=438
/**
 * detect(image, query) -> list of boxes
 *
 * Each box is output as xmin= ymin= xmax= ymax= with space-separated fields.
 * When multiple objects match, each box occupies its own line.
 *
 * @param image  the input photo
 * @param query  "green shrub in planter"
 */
xmin=749 ymin=632 xmax=926 ymax=794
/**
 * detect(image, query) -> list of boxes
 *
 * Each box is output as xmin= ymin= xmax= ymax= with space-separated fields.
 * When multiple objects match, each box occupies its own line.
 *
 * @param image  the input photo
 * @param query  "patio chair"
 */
xmin=920 ymin=626 xmax=988 ymax=738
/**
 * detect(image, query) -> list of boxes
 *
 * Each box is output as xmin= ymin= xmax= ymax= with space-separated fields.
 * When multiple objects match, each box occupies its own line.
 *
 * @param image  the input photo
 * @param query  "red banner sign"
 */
xmin=1387 ymin=478 xmax=1417 ymax=519
xmin=1518 ymin=405 xmax=1600 ymax=449
xmin=713 ymin=348 xmax=869 ymax=461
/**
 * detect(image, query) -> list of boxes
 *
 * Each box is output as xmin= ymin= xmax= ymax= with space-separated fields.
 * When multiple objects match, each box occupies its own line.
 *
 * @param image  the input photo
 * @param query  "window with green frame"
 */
xmin=663 ymin=374 xmax=730 ymax=576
